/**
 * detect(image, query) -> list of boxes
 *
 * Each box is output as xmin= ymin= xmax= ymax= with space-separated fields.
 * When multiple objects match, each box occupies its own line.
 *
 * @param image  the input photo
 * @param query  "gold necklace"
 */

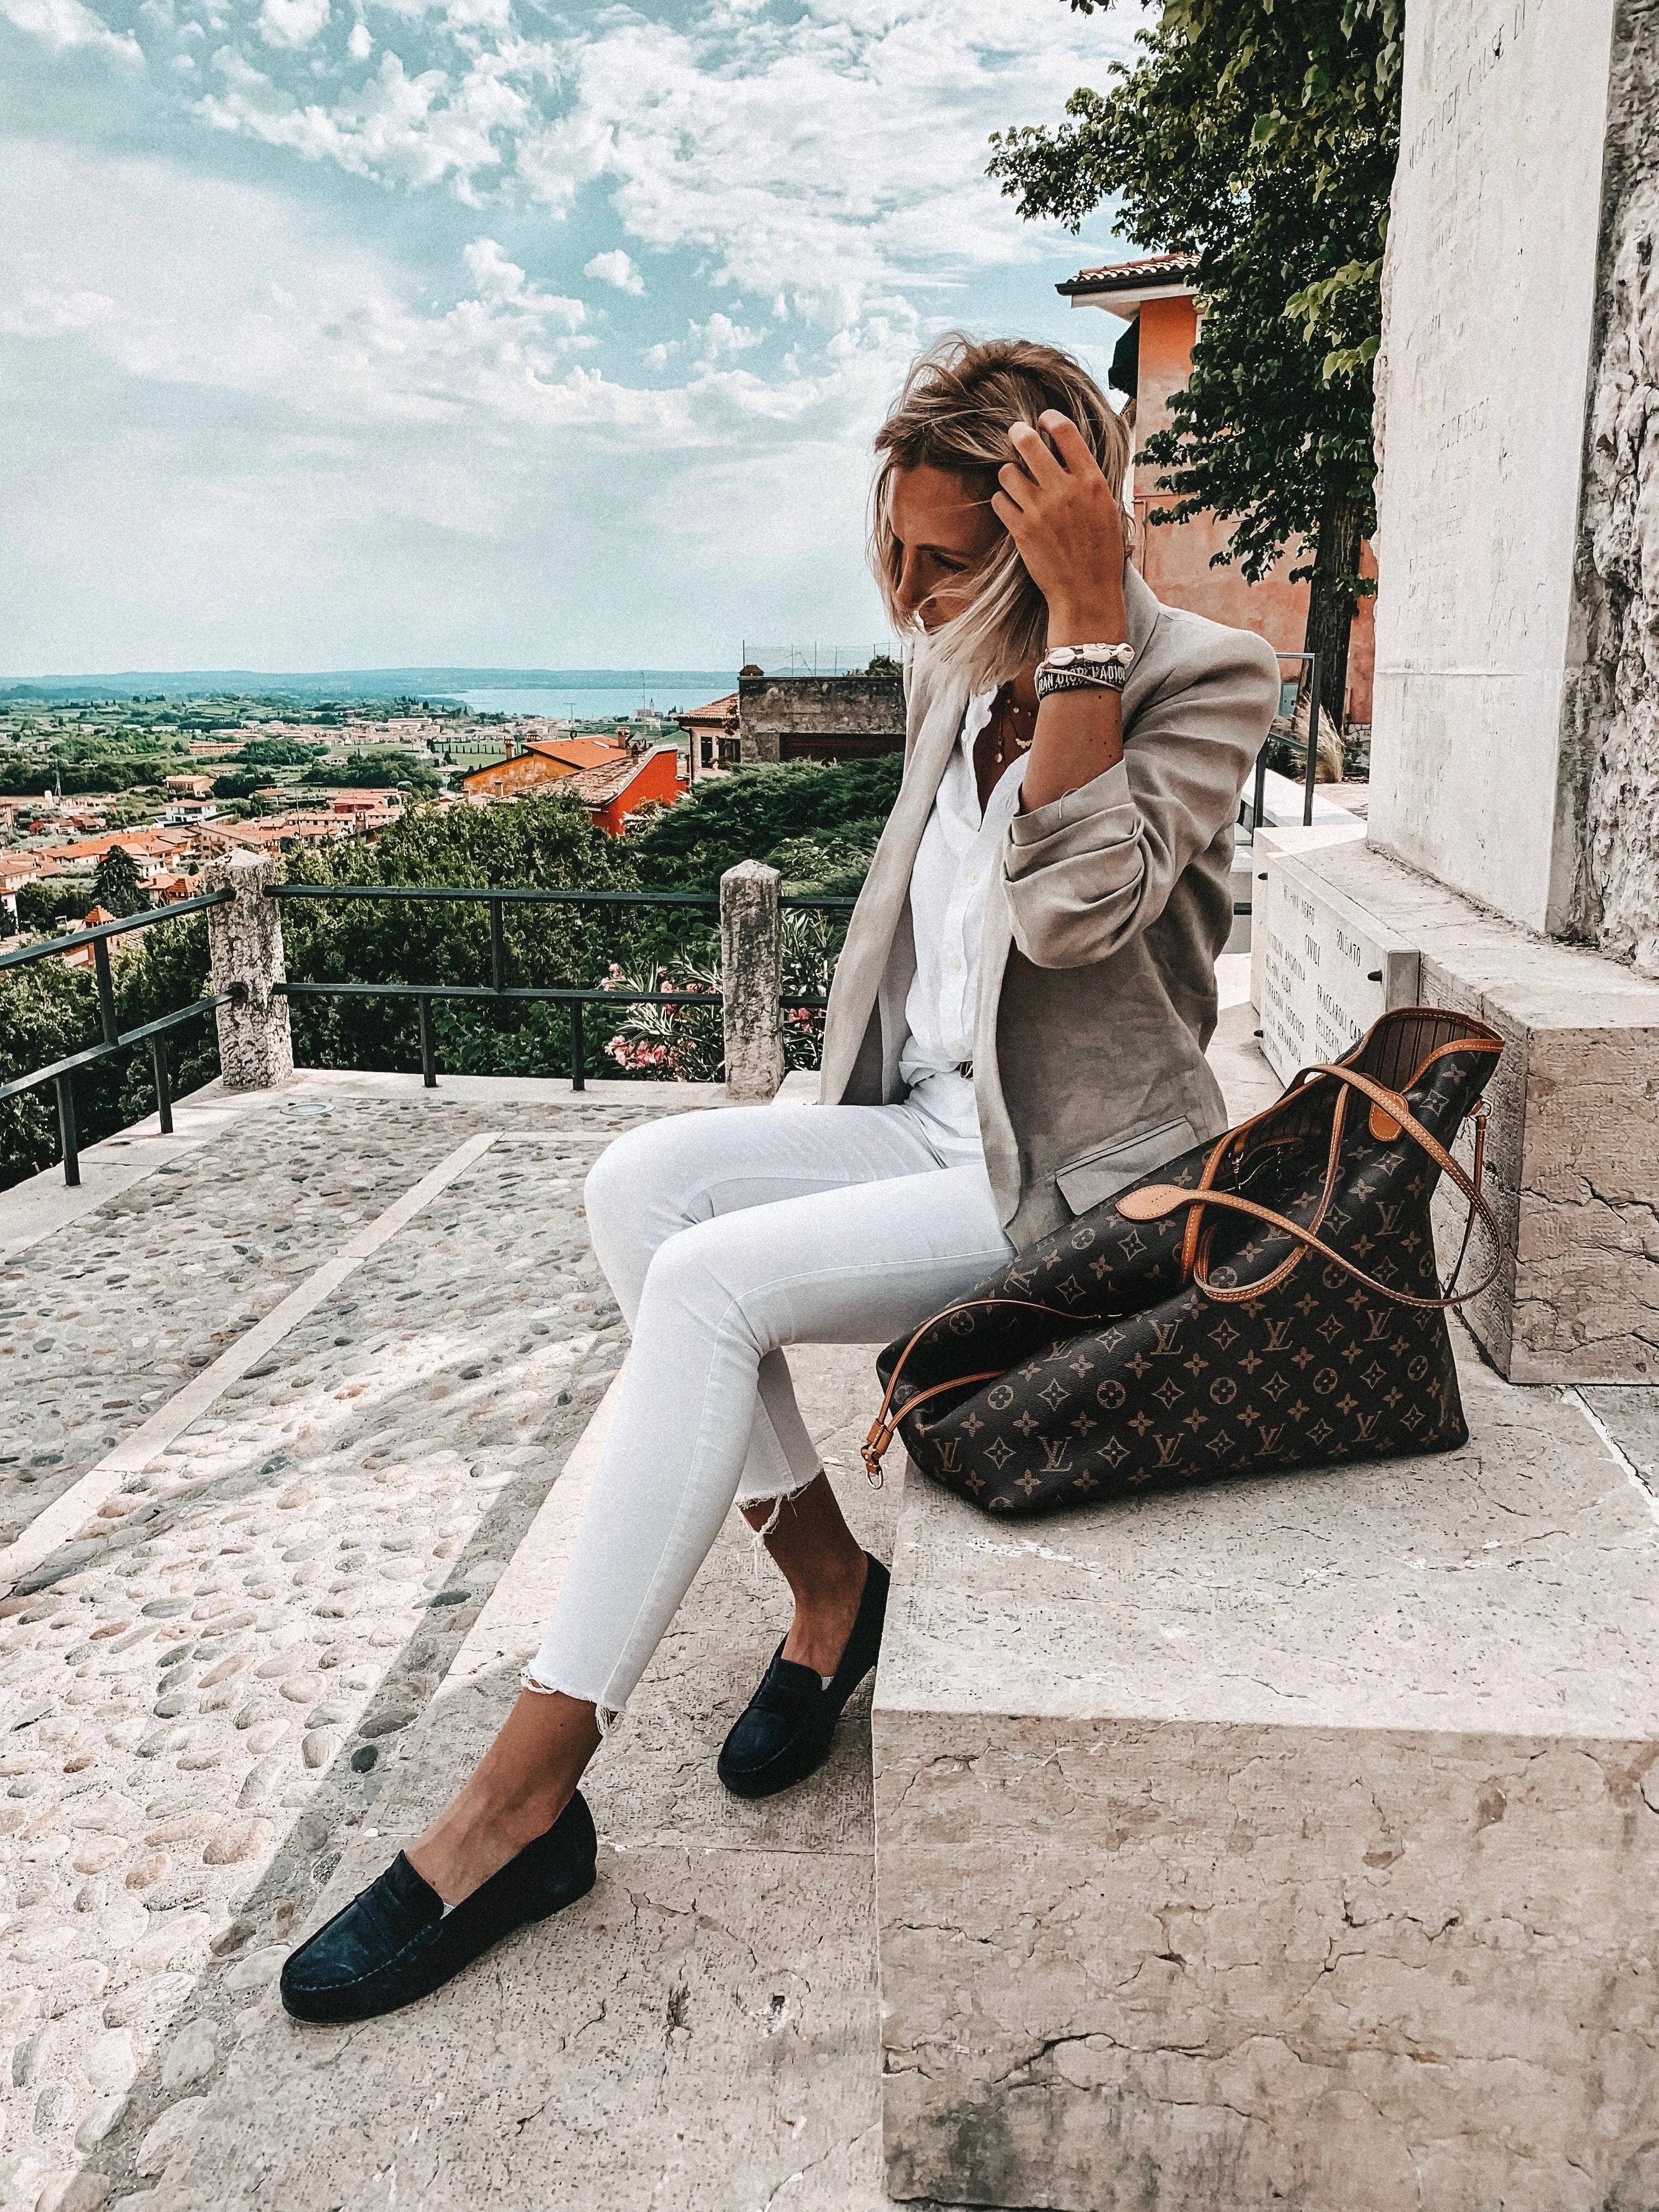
xmin=990 ymin=685 xmax=1037 ymax=770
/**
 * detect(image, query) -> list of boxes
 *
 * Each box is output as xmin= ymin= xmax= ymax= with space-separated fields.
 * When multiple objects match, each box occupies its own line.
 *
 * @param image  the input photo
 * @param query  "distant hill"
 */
xmin=0 ymin=668 xmax=737 ymax=704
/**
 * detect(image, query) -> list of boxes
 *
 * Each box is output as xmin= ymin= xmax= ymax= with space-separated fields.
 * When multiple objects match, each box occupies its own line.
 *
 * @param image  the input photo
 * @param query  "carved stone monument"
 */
xmin=1254 ymin=0 xmax=1659 ymax=1383
xmin=719 ymin=859 xmax=785 ymax=1102
xmin=204 ymin=849 xmax=294 ymax=1092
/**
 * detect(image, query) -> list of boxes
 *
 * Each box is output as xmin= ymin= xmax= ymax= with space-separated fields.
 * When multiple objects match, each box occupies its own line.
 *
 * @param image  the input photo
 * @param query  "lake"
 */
xmin=456 ymin=679 xmax=737 ymax=721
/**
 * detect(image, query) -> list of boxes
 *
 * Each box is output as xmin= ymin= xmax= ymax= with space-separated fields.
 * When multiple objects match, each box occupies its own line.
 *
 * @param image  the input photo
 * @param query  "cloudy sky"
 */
xmin=2 ymin=0 xmax=1141 ymax=674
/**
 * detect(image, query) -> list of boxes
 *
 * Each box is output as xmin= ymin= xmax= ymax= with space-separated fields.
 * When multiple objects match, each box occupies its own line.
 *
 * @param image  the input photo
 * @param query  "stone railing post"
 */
xmin=203 ymin=850 xmax=294 ymax=1090
xmin=720 ymin=860 xmax=783 ymax=1103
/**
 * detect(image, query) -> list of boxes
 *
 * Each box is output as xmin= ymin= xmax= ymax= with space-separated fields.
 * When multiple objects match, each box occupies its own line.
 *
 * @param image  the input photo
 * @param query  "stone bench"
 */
xmin=872 ymin=1349 xmax=1659 ymax=2210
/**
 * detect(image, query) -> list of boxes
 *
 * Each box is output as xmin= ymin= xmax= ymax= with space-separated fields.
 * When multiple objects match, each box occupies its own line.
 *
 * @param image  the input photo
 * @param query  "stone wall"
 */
xmin=1574 ymin=0 xmax=1659 ymax=973
xmin=737 ymin=674 xmax=904 ymax=764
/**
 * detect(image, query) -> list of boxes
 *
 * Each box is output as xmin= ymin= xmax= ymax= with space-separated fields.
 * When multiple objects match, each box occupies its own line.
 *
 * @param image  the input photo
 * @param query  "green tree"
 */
xmin=240 ymin=735 xmax=327 ymax=766
xmin=16 ymin=880 xmax=91 ymax=934
xmin=635 ymin=757 xmax=903 ymax=893
xmin=0 ymin=909 xmax=220 ymax=1192
xmin=988 ymin=0 xmax=1400 ymax=731
xmin=278 ymin=791 xmax=647 ymax=1079
xmin=302 ymin=751 xmax=441 ymax=798
xmin=92 ymin=844 xmax=147 ymax=917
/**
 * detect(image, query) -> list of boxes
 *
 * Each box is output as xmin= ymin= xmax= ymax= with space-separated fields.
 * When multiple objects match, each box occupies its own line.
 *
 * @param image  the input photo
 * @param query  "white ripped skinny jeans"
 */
xmin=526 ymin=1099 xmax=1014 ymax=1719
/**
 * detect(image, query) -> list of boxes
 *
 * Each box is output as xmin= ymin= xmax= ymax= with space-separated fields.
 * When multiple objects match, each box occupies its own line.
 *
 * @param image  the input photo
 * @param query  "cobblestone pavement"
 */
xmin=0 ymin=1092 xmax=681 ymax=1545
xmin=0 ymin=1081 xmax=707 ymax=2212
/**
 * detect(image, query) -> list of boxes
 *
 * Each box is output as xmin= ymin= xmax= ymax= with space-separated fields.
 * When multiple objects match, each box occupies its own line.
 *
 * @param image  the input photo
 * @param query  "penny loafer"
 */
xmin=280 ymin=1789 xmax=597 ymax=2024
xmin=718 ymin=1553 xmax=889 ymax=1800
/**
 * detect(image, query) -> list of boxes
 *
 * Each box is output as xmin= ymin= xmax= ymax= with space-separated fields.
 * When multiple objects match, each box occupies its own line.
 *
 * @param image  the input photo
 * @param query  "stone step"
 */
xmin=148 ymin=1342 xmax=901 ymax=2212
xmin=872 ymin=1348 xmax=1659 ymax=2211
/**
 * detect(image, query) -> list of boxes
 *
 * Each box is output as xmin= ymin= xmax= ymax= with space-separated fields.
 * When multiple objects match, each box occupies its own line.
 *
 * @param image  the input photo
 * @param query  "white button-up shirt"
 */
xmin=899 ymin=692 xmax=1026 ymax=1159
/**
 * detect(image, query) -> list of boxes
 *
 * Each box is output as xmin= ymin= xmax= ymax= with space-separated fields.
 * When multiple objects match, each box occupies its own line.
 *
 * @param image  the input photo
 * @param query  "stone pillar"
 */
xmin=1249 ymin=0 xmax=1659 ymax=1383
xmin=720 ymin=860 xmax=783 ymax=1103
xmin=1366 ymin=0 xmax=1632 ymax=935
xmin=204 ymin=850 xmax=294 ymax=1090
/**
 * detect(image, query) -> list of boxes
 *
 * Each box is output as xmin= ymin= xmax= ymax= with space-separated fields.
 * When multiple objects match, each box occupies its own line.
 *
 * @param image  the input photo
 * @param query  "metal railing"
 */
xmin=0 ymin=890 xmax=234 ymax=1186
xmin=263 ymin=882 xmax=855 ymax=1092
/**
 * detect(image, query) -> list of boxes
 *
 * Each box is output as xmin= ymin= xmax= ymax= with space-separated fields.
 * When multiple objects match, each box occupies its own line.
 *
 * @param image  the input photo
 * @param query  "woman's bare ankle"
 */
xmin=408 ymin=1781 xmax=567 ymax=1906
xmin=405 ymin=1684 xmax=601 ymax=1905
xmin=781 ymin=1549 xmax=867 ymax=1675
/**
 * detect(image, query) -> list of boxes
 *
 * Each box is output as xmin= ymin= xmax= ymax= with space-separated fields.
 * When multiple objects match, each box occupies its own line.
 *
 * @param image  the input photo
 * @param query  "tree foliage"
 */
xmin=240 ymin=735 xmax=327 ymax=766
xmin=278 ymin=792 xmax=648 ymax=1079
xmin=93 ymin=844 xmax=147 ymax=918
xmin=635 ymin=758 xmax=903 ymax=893
xmin=0 ymin=910 xmax=219 ymax=1192
xmin=15 ymin=880 xmax=90 ymax=934
xmin=302 ymin=751 xmax=441 ymax=797
xmin=988 ymin=0 xmax=1400 ymax=726
xmin=0 ymin=759 xmax=912 ymax=1183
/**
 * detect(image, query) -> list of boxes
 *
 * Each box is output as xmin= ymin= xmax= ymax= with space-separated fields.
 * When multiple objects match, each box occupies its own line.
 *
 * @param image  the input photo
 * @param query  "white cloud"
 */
xmin=512 ymin=3 xmax=1135 ymax=326
xmin=690 ymin=311 xmax=762 ymax=364
xmin=584 ymin=248 xmax=643 ymax=296
xmin=197 ymin=43 xmax=532 ymax=191
xmin=0 ymin=4 xmax=1145 ymax=667
xmin=0 ymin=0 xmax=139 ymax=61
xmin=461 ymin=236 xmax=584 ymax=329
xmin=256 ymin=0 xmax=327 ymax=49
xmin=170 ymin=1 xmax=1135 ymax=322
xmin=0 ymin=283 xmax=115 ymax=336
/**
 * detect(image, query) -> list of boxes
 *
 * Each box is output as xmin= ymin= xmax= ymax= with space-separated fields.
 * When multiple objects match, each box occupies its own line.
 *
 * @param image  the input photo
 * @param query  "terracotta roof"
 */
xmin=1057 ymin=249 xmax=1200 ymax=299
xmin=567 ymin=754 xmax=654 ymax=808
xmin=675 ymin=693 xmax=737 ymax=730
xmin=461 ymin=740 xmax=629 ymax=792
xmin=525 ymin=738 xmax=628 ymax=771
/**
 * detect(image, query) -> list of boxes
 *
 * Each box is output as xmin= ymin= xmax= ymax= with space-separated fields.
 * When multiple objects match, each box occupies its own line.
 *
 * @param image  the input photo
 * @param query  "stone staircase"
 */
xmin=7 ymin=1016 xmax=1657 ymax=2212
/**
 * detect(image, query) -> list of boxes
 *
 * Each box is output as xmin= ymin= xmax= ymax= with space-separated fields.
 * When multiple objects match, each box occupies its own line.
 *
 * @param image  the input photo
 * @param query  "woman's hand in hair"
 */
xmin=992 ymin=410 xmax=1128 ymax=645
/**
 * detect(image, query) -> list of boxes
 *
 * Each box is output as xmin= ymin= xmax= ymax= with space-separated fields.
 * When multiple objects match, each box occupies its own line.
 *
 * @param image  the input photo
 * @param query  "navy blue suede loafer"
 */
xmin=718 ymin=1553 xmax=889 ymax=1801
xmin=280 ymin=1788 xmax=597 ymax=2024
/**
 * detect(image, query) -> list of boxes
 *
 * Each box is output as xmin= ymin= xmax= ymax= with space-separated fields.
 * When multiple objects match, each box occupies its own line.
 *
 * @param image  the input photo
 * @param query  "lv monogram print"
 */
xmin=869 ymin=1008 xmax=1504 ymax=1517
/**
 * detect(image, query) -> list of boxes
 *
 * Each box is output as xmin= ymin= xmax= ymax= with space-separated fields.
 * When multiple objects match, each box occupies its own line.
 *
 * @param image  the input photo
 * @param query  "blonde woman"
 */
xmin=281 ymin=334 xmax=1280 ymax=2022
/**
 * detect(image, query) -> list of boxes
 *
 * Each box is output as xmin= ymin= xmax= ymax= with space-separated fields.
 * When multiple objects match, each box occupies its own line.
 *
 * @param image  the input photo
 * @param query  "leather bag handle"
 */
xmin=860 ymin=1295 xmax=1089 ymax=1482
xmin=1118 ymin=1061 xmax=1503 ymax=1311
xmin=861 ymin=1043 xmax=1506 ymax=1481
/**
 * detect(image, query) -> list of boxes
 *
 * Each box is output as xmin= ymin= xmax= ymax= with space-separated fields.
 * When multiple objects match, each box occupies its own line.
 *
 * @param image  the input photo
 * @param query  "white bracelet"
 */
xmin=1037 ymin=642 xmax=1135 ymax=675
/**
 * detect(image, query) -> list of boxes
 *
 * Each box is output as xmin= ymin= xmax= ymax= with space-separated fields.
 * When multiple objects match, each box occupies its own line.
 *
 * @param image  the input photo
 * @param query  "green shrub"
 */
xmin=633 ymin=757 xmax=901 ymax=890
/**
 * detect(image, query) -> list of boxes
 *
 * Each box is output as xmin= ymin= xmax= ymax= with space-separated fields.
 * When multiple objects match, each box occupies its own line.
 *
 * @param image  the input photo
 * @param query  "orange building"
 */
xmin=464 ymin=739 xmax=684 ymax=835
xmin=461 ymin=737 xmax=629 ymax=803
xmin=1059 ymin=251 xmax=1375 ymax=726
xmin=567 ymin=747 xmax=685 ymax=836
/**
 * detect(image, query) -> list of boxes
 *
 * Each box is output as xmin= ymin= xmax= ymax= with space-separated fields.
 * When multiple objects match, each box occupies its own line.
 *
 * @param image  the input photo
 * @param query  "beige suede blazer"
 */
xmin=819 ymin=567 xmax=1281 ymax=1247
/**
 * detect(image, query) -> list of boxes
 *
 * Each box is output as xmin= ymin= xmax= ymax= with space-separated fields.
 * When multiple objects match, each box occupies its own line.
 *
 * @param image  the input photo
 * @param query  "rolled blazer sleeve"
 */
xmin=1001 ymin=625 xmax=1279 ymax=970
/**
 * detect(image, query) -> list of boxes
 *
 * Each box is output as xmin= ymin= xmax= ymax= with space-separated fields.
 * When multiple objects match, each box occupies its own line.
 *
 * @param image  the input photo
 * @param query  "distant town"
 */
xmin=0 ymin=688 xmax=714 ymax=937
xmin=0 ymin=657 xmax=918 ymax=950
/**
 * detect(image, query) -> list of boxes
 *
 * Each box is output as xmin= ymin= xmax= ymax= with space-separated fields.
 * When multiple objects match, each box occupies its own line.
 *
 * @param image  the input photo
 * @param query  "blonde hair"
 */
xmin=868 ymin=332 xmax=1135 ymax=695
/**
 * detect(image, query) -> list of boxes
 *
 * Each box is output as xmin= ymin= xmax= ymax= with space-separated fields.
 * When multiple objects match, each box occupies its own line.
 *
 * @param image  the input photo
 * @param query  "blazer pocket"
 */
xmin=1054 ymin=1115 xmax=1197 ymax=1217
